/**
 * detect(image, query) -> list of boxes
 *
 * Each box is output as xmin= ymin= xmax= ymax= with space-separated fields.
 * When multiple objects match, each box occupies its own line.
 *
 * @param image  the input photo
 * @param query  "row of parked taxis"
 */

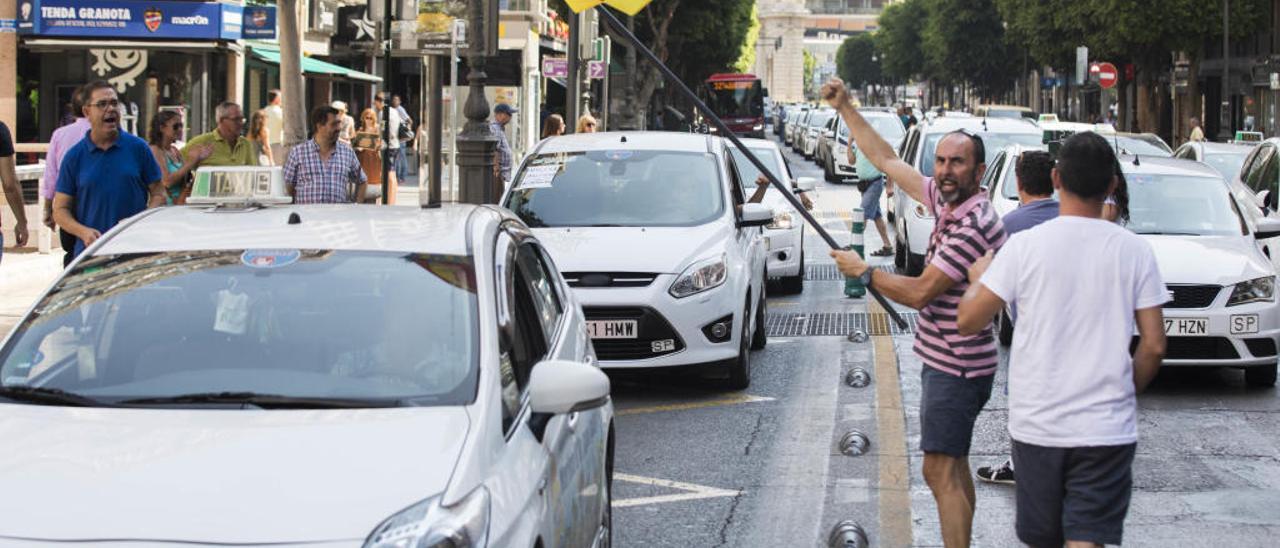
xmin=0 ymin=131 xmax=816 ymax=547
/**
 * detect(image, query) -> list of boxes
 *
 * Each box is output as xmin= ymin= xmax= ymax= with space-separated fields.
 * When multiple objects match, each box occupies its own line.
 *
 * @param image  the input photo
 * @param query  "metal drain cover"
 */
xmin=827 ymin=520 xmax=869 ymax=547
xmin=847 ymin=329 xmax=868 ymax=343
xmin=839 ymin=430 xmax=871 ymax=456
xmin=845 ymin=367 xmax=871 ymax=388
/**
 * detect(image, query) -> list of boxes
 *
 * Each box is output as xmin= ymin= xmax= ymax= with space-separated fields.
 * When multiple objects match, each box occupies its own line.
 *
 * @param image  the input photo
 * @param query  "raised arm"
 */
xmin=821 ymin=78 xmax=926 ymax=203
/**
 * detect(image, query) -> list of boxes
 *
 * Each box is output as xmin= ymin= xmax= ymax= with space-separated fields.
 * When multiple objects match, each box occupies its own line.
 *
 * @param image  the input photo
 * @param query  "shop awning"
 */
xmin=248 ymin=45 xmax=382 ymax=83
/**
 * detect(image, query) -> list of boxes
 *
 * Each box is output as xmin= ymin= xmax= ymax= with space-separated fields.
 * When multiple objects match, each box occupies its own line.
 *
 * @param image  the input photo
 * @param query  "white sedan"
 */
xmin=504 ymin=132 xmax=772 ymax=389
xmin=0 ymin=173 xmax=613 ymax=547
xmin=1126 ymin=157 xmax=1280 ymax=386
xmin=729 ymin=138 xmax=817 ymax=294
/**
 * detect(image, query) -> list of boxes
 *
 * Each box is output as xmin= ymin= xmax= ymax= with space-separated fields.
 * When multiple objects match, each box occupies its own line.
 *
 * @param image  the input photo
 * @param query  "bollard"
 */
xmin=846 ymin=329 xmax=868 ymax=343
xmin=845 ymin=367 xmax=871 ymax=388
xmin=839 ymin=430 xmax=871 ymax=456
xmin=844 ymin=208 xmax=866 ymax=298
xmin=828 ymin=520 xmax=870 ymax=548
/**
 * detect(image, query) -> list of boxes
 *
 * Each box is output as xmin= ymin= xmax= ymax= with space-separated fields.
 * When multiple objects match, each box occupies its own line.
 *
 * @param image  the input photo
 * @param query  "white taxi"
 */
xmin=1125 ymin=157 xmax=1280 ymax=387
xmin=503 ymin=132 xmax=772 ymax=389
xmin=0 ymin=169 xmax=615 ymax=547
xmin=729 ymin=138 xmax=817 ymax=294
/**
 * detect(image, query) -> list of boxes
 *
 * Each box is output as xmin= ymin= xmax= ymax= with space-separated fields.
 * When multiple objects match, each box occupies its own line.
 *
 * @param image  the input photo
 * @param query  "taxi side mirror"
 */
xmin=1255 ymin=217 xmax=1280 ymax=240
xmin=740 ymin=203 xmax=774 ymax=227
xmin=528 ymin=360 xmax=610 ymax=415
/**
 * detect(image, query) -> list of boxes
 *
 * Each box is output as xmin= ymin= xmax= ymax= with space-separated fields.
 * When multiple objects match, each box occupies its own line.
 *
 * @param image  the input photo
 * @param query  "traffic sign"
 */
xmin=588 ymin=60 xmax=606 ymax=79
xmin=542 ymin=58 xmax=568 ymax=78
xmin=566 ymin=0 xmax=653 ymax=15
xmin=1091 ymin=62 xmax=1119 ymax=89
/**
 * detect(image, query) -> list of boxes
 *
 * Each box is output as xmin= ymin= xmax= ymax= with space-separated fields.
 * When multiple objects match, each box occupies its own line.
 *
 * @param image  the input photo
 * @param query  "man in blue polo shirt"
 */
xmin=53 ymin=81 xmax=163 ymax=259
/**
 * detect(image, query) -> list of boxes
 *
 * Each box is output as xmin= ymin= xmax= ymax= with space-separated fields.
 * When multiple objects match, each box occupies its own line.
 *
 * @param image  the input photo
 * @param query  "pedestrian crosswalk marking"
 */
xmin=612 ymin=473 xmax=741 ymax=508
xmin=615 ymin=394 xmax=775 ymax=416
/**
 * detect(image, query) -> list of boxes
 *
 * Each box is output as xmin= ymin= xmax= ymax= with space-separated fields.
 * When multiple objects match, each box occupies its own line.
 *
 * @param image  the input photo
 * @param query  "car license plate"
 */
xmin=587 ymin=320 xmax=638 ymax=339
xmin=1230 ymin=314 xmax=1260 ymax=335
xmin=1164 ymin=318 xmax=1207 ymax=335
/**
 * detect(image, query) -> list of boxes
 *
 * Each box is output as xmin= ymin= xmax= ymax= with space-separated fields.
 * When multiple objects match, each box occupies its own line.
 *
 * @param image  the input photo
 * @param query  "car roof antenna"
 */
xmin=620 ymin=135 xmax=627 ymax=143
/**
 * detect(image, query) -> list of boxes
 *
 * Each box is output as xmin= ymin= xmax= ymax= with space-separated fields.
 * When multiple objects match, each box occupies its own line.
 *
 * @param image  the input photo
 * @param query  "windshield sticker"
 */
xmin=519 ymin=164 xmax=561 ymax=189
xmin=241 ymin=249 xmax=302 ymax=269
xmin=214 ymin=288 xmax=250 ymax=335
xmin=604 ymin=150 xmax=634 ymax=161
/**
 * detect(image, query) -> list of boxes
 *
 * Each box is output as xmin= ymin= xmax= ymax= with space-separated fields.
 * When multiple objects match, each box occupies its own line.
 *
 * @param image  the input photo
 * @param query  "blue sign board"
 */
xmin=241 ymin=6 xmax=276 ymax=40
xmin=17 ymin=0 xmax=274 ymax=40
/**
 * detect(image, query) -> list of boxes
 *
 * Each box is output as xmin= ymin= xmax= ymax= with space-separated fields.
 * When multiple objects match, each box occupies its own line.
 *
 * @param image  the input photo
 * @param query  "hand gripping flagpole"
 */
xmin=594 ymin=6 xmax=907 ymax=329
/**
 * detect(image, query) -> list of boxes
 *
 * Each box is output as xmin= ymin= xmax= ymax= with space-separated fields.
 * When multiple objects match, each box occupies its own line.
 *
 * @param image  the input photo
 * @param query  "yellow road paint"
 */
xmin=869 ymin=298 xmax=913 ymax=547
xmin=615 ymin=394 xmax=775 ymax=416
xmin=612 ymin=473 xmax=740 ymax=508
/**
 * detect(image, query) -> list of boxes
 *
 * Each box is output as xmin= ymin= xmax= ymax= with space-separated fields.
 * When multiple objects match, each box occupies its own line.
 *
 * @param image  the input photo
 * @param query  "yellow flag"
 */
xmin=564 ymin=0 xmax=653 ymax=16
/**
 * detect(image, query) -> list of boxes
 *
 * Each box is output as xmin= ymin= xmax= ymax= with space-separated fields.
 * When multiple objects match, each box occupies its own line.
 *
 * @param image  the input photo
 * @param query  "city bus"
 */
xmin=702 ymin=73 xmax=767 ymax=138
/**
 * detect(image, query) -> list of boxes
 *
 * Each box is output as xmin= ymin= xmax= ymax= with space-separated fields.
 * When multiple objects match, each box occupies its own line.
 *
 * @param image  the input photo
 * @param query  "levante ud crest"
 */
xmin=144 ymin=9 xmax=162 ymax=32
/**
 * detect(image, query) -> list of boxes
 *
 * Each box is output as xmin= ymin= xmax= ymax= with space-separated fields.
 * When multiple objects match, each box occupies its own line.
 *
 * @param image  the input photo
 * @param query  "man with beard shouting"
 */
xmin=53 ymin=80 xmax=163 ymax=261
xmin=822 ymin=78 xmax=1006 ymax=548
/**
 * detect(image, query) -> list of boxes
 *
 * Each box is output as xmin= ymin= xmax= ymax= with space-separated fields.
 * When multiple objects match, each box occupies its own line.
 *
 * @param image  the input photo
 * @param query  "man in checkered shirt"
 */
xmin=284 ymin=105 xmax=367 ymax=204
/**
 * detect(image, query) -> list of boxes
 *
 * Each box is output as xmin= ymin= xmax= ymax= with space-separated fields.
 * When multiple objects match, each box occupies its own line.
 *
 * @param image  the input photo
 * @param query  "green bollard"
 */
xmin=844 ymin=208 xmax=866 ymax=298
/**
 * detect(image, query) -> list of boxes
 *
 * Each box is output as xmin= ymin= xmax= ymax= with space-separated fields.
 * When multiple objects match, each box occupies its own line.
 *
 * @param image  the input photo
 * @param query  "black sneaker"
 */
xmin=976 ymin=458 xmax=1015 ymax=485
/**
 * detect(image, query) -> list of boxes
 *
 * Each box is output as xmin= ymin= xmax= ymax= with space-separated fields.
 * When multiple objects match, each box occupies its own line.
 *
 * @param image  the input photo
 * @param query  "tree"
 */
xmin=836 ymin=34 xmax=882 ymax=101
xmin=875 ymin=0 xmax=926 ymax=83
xmin=921 ymin=0 xmax=1021 ymax=102
xmin=803 ymin=49 xmax=817 ymax=100
xmin=278 ymin=0 xmax=306 ymax=148
xmin=732 ymin=3 xmax=760 ymax=73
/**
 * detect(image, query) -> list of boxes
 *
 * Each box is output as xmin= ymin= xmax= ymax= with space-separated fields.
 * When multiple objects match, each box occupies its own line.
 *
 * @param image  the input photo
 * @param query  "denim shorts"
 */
xmin=860 ymin=176 xmax=885 ymax=221
xmin=919 ymin=365 xmax=994 ymax=457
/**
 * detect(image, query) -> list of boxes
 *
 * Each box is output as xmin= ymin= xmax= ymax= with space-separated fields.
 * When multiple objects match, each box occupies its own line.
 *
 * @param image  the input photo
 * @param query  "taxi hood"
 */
xmin=0 ymin=404 xmax=470 ymax=544
xmin=1143 ymin=234 xmax=1273 ymax=285
xmin=533 ymin=221 xmax=733 ymax=274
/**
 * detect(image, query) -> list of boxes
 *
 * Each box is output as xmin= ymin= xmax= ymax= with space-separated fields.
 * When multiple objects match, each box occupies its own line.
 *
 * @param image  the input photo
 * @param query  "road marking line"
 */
xmin=615 ymin=394 xmax=775 ymax=416
xmin=612 ymin=473 xmax=741 ymax=508
xmin=869 ymin=297 xmax=914 ymax=547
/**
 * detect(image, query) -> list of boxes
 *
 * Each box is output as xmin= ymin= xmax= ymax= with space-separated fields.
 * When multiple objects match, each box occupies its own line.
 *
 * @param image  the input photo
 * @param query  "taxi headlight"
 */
xmin=364 ymin=487 xmax=489 ymax=548
xmin=753 ymin=124 xmax=764 ymax=131
xmin=1228 ymin=276 xmax=1275 ymax=306
xmin=669 ymin=254 xmax=728 ymax=298
xmin=768 ymin=212 xmax=794 ymax=230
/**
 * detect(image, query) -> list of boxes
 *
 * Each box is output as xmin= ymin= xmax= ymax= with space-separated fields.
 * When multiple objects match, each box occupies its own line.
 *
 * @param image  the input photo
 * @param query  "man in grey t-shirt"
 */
xmin=958 ymin=132 xmax=1166 ymax=548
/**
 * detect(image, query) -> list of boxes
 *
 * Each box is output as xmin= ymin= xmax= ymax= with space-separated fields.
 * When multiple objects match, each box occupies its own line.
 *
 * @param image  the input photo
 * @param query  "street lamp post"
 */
xmin=1218 ymin=0 xmax=1232 ymax=141
xmin=457 ymin=0 xmax=499 ymax=204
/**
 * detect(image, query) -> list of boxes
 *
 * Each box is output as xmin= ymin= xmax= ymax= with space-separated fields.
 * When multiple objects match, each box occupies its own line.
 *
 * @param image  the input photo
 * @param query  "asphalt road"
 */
xmin=609 ymin=129 xmax=1280 ymax=547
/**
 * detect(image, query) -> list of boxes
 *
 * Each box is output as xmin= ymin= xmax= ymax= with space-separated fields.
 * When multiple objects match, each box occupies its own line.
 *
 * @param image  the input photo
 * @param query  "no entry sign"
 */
xmin=1091 ymin=62 xmax=1119 ymax=89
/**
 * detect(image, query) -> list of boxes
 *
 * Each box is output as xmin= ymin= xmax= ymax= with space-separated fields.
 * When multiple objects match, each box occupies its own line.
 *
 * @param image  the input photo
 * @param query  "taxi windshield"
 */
xmin=507 ymin=150 xmax=725 ymax=228
xmin=1126 ymin=174 xmax=1247 ymax=236
xmin=0 ymin=250 xmax=478 ymax=407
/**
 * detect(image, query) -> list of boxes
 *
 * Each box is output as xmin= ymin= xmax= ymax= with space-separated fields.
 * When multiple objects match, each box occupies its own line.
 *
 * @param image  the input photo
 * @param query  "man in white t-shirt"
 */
xmin=265 ymin=89 xmax=284 ymax=166
xmin=956 ymin=131 xmax=1167 ymax=548
xmin=374 ymin=93 xmax=402 ymax=181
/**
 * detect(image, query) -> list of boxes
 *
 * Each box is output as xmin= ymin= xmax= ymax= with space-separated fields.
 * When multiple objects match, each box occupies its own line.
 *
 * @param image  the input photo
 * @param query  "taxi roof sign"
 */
xmin=1233 ymin=131 xmax=1264 ymax=144
xmin=565 ymin=0 xmax=652 ymax=15
xmin=188 ymin=166 xmax=292 ymax=205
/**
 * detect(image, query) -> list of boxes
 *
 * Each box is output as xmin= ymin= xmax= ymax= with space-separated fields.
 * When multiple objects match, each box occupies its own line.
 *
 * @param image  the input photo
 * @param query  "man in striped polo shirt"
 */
xmin=822 ymin=78 xmax=1005 ymax=548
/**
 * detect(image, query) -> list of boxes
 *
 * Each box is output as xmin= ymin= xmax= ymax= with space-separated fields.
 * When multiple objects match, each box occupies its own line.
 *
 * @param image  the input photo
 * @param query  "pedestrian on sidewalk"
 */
xmin=53 ymin=81 xmax=163 ymax=260
xmin=850 ymin=141 xmax=893 ymax=257
xmin=182 ymin=102 xmax=258 ymax=167
xmin=492 ymin=103 xmax=517 ymax=183
xmin=374 ymin=93 xmax=403 ymax=186
xmin=265 ymin=89 xmax=285 ymax=165
xmin=148 ymin=111 xmax=213 ymax=205
xmin=246 ymin=109 xmax=274 ymax=167
xmin=1188 ymin=117 xmax=1205 ymax=143
xmin=1 ymin=120 xmax=29 ymax=263
xmin=42 ymin=83 xmax=91 ymax=266
xmin=576 ymin=114 xmax=598 ymax=133
xmin=353 ymin=108 xmax=383 ymax=201
xmin=973 ymin=149 xmax=1058 ymax=486
xmin=332 ymin=101 xmax=355 ymax=145
xmin=822 ymin=77 xmax=1006 ymax=548
xmin=957 ymin=131 xmax=1166 ymax=548
xmin=283 ymin=105 xmax=366 ymax=205
xmin=542 ymin=114 xmax=566 ymax=139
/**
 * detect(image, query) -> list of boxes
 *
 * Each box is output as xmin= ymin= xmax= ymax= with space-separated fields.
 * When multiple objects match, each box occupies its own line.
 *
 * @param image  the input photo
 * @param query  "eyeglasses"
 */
xmin=221 ymin=116 xmax=246 ymax=123
xmin=89 ymin=99 xmax=120 ymax=110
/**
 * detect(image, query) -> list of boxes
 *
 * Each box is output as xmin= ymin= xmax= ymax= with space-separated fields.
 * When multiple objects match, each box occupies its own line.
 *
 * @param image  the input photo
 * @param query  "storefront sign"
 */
xmin=17 ymin=0 xmax=257 ymax=40
xmin=241 ymin=6 xmax=276 ymax=40
xmin=0 ymin=19 xmax=16 ymax=33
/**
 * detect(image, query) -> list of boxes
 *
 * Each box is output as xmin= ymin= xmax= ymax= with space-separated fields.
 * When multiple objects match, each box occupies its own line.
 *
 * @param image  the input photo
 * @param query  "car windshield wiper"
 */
xmin=1135 ymin=231 xmax=1202 ymax=236
xmin=0 ymin=385 xmax=113 ymax=407
xmin=119 ymin=391 xmax=402 ymax=409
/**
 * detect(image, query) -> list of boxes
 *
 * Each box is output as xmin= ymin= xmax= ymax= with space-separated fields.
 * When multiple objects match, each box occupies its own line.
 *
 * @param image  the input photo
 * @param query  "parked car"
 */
xmin=1173 ymin=140 xmax=1256 ymax=182
xmin=813 ymin=114 xmax=839 ymax=170
xmin=975 ymin=104 xmax=1037 ymax=120
xmin=827 ymin=110 xmax=908 ymax=184
xmin=1113 ymin=132 xmax=1173 ymax=156
xmin=785 ymin=107 xmax=811 ymax=149
xmin=982 ymin=143 xmax=1051 ymax=345
xmin=0 ymin=180 xmax=615 ymax=546
xmin=729 ymin=138 xmax=817 ymax=294
xmin=503 ymin=132 xmax=771 ymax=389
xmin=800 ymin=109 xmax=836 ymax=159
xmin=891 ymin=116 xmax=1044 ymax=275
xmin=1229 ymin=137 xmax=1280 ymax=271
